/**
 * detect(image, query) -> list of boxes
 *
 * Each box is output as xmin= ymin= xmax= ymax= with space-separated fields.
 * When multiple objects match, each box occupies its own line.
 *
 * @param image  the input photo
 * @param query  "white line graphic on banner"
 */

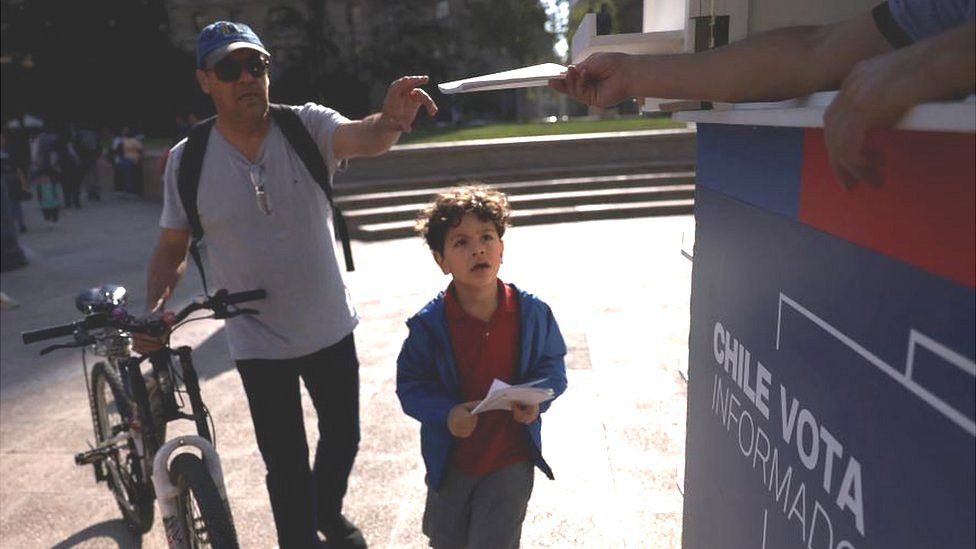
xmin=761 ymin=508 xmax=768 ymax=549
xmin=776 ymin=292 xmax=976 ymax=437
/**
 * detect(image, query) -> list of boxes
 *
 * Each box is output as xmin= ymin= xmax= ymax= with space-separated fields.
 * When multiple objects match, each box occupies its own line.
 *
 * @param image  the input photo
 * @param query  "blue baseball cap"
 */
xmin=196 ymin=21 xmax=270 ymax=68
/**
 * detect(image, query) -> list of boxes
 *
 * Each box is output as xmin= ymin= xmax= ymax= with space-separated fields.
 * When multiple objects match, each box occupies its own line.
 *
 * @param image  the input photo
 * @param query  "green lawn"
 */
xmin=398 ymin=116 xmax=686 ymax=145
xmin=144 ymin=115 xmax=685 ymax=150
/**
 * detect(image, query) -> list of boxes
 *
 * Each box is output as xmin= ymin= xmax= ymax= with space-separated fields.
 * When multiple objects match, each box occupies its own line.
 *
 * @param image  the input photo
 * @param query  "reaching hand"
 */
xmin=512 ymin=403 xmax=539 ymax=424
xmin=549 ymin=52 xmax=634 ymax=108
xmin=380 ymin=75 xmax=439 ymax=133
xmin=448 ymin=401 xmax=479 ymax=438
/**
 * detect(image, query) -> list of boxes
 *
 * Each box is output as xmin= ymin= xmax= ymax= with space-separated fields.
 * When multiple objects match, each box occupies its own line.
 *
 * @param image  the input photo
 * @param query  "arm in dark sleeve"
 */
xmin=527 ymin=303 xmax=568 ymax=414
xmin=396 ymin=323 xmax=459 ymax=425
xmin=872 ymin=2 xmax=915 ymax=48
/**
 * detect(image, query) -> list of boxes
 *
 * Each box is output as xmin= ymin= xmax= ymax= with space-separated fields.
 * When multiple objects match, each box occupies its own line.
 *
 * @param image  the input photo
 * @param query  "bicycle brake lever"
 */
xmin=39 ymin=342 xmax=81 ymax=355
xmin=217 ymin=308 xmax=259 ymax=320
xmin=39 ymin=335 xmax=98 ymax=355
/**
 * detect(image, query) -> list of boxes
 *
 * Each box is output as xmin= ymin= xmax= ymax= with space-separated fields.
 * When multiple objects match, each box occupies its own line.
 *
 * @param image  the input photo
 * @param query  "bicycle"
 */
xmin=22 ymin=284 xmax=265 ymax=548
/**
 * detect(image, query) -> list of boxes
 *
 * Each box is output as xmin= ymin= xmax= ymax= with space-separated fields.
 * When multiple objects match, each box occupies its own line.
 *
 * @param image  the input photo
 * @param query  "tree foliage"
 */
xmin=568 ymin=0 xmax=643 ymax=42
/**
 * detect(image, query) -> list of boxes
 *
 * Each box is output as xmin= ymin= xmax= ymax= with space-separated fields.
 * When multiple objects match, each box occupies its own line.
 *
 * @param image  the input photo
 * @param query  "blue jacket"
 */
xmin=396 ymin=284 xmax=568 ymax=490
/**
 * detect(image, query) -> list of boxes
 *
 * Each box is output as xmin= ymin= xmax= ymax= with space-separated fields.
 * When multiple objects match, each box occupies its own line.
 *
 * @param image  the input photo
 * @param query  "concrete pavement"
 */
xmin=0 ymin=192 xmax=693 ymax=548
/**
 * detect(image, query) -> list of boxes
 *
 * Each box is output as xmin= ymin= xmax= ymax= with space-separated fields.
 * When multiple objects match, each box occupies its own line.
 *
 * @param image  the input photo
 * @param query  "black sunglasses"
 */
xmin=208 ymin=53 xmax=270 ymax=82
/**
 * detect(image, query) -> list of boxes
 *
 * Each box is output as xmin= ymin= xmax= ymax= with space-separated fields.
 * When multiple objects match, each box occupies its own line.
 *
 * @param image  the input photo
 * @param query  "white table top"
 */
xmin=673 ymin=92 xmax=976 ymax=133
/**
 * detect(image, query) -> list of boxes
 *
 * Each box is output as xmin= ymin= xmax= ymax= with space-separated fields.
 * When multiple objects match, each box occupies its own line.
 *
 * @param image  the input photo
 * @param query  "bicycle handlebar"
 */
xmin=21 ymin=323 xmax=81 ymax=345
xmin=21 ymin=289 xmax=267 ymax=346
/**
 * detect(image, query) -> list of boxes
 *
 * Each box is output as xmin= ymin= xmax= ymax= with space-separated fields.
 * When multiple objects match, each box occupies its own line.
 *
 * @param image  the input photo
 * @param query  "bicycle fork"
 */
xmin=152 ymin=436 xmax=230 ymax=548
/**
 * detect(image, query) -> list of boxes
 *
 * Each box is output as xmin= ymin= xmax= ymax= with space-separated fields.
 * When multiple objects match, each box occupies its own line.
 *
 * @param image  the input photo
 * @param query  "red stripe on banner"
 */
xmin=799 ymin=128 xmax=975 ymax=288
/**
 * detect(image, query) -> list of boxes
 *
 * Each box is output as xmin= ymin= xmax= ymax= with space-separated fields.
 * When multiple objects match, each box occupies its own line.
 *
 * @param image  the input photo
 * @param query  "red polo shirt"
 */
xmin=445 ymin=279 xmax=533 ymax=476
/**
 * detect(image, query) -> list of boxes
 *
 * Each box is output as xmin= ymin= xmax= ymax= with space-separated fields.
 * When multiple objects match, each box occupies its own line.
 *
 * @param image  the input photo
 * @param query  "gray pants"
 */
xmin=423 ymin=461 xmax=535 ymax=549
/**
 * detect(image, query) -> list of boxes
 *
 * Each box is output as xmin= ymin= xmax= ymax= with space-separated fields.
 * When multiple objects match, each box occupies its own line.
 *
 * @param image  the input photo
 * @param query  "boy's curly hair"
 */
xmin=415 ymin=184 xmax=512 ymax=253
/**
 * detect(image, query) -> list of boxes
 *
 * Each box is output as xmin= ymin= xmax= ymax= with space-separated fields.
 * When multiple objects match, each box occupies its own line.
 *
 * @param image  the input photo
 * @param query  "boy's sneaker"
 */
xmin=320 ymin=515 xmax=366 ymax=549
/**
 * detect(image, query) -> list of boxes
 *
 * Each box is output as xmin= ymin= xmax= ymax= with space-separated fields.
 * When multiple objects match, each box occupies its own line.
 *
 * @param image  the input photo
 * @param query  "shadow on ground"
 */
xmin=51 ymin=519 xmax=142 ymax=548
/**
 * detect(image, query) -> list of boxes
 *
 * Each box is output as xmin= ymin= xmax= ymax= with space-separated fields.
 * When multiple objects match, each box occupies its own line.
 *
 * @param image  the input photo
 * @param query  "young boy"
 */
xmin=397 ymin=185 xmax=568 ymax=548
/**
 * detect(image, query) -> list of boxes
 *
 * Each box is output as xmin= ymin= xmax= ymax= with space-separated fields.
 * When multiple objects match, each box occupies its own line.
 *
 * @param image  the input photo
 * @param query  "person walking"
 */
xmin=133 ymin=21 xmax=437 ymax=549
xmin=56 ymin=126 xmax=83 ymax=208
xmin=1 ymin=131 xmax=28 ymax=270
xmin=398 ymin=185 xmax=568 ymax=549
xmin=1 ymin=130 xmax=28 ymax=233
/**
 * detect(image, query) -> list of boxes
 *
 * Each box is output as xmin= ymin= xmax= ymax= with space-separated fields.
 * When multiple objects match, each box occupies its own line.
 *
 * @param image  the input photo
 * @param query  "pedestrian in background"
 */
xmin=0 ymin=129 xmax=29 ymax=271
xmin=1 ymin=130 xmax=29 ymax=233
xmin=34 ymin=170 xmax=61 ymax=225
xmin=398 ymin=185 xmax=568 ymax=549
xmin=71 ymin=124 xmax=102 ymax=202
xmin=110 ymin=128 xmax=124 ymax=192
xmin=117 ymin=128 xmax=143 ymax=197
xmin=31 ymin=128 xmax=63 ymax=224
xmin=56 ymin=126 xmax=83 ymax=209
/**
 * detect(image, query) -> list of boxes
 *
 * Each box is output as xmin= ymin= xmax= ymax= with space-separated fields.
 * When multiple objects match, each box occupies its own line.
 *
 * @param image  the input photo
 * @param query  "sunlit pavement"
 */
xmin=0 ymin=193 xmax=692 ymax=548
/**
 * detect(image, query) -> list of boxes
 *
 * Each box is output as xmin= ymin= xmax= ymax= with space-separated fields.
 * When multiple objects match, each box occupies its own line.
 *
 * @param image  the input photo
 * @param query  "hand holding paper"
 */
xmin=438 ymin=63 xmax=567 ymax=95
xmin=512 ymin=403 xmax=540 ymax=424
xmin=470 ymin=378 xmax=554 ymax=415
xmin=448 ymin=401 xmax=479 ymax=438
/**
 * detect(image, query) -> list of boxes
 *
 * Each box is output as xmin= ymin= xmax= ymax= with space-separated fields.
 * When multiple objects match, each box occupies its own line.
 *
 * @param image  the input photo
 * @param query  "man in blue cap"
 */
xmin=136 ymin=21 xmax=438 ymax=549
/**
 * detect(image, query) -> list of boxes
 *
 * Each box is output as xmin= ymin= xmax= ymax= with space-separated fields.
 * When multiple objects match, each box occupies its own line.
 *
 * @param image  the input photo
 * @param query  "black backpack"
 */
xmin=177 ymin=104 xmax=354 ymax=295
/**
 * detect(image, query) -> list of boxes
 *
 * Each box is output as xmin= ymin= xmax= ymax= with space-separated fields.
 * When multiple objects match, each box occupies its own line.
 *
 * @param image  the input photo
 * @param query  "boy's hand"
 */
xmin=512 ymin=403 xmax=540 ymax=424
xmin=447 ymin=401 xmax=479 ymax=438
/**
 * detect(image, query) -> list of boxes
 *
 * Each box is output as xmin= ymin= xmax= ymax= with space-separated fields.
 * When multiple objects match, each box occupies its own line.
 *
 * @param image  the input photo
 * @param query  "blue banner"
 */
xmin=683 ymin=187 xmax=975 ymax=548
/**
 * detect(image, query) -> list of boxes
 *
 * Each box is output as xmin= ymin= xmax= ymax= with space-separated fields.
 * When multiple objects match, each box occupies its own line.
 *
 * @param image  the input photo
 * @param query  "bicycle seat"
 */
xmin=75 ymin=284 xmax=128 ymax=314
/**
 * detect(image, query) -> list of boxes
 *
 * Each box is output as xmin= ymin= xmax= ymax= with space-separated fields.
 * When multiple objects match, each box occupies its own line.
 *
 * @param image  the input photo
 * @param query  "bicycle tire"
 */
xmin=90 ymin=361 xmax=155 ymax=533
xmin=170 ymin=453 xmax=239 ymax=549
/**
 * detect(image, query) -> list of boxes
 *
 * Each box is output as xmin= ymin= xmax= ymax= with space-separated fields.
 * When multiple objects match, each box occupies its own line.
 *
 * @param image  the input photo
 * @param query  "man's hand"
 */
xmin=824 ymin=22 xmax=975 ymax=189
xmin=512 ymin=403 xmax=540 ymax=424
xmin=447 ymin=401 xmax=479 ymax=438
xmin=549 ymin=52 xmax=635 ymax=108
xmin=380 ymin=75 xmax=438 ymax=133
xmin=823 ymin=46 xmax=920 ymax=188
xmin=131 ymin=311 xmax=169 ymax=355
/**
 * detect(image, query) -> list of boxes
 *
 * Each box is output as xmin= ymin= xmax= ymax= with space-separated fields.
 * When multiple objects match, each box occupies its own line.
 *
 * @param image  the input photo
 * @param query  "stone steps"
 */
xmin=334 ymin=169 xmax=695 ymax=209
xmin=331 ymin=129 xmax=697 ymax=241
xmin=355 ymin=199 xmax=695 ymax=241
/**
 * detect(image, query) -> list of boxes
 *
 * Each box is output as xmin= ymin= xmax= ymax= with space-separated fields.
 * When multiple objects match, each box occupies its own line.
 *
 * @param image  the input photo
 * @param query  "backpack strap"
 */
xmin=268 ymin=104 xmax=355 ymax=272
xmin=176 ymin=116 xmax=216 ymax=295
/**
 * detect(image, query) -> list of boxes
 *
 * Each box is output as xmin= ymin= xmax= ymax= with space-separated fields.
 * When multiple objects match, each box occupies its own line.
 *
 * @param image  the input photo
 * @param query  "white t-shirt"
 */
xmin=160 ymin=103 xmax=358 ymax=360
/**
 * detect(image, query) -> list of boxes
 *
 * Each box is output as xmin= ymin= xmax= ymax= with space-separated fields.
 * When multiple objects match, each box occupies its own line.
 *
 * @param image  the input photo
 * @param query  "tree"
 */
xmin=448 ymin=0 xmax=558 ymax=120
xmin=1 ymin=0 xmax=192 ymax=135
xmin=568 ymin=0 xmax=643 ymax=41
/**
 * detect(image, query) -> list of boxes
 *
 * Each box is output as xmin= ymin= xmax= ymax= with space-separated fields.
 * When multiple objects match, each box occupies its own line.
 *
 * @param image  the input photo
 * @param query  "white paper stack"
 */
xmin=438 ymin=63 xmax=567 ymax=95
xmin=471 ymin=378 xmax=554 ymax=414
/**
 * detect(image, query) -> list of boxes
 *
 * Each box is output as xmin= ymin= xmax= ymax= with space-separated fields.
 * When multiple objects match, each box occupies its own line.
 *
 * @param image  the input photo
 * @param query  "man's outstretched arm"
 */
xmin=332 ymin=75 xmax=438 ymax=160
xmin=550 ymin=12 xmax=893 ymax=107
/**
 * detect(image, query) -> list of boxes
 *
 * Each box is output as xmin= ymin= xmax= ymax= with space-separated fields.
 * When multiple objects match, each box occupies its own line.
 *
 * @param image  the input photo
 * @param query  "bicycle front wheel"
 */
xmin=90 ymin=360 xmax=155 ymax=533
xmin=170 ymin=453 xmax=239 ymax=548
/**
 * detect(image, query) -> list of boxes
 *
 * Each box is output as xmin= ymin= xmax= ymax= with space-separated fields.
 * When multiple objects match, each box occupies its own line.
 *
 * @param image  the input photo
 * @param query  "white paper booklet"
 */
xmin=471 ymin=378 xmax=555 ymax=414
xmin=438 ymin=63 xmax=567 ymax=95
